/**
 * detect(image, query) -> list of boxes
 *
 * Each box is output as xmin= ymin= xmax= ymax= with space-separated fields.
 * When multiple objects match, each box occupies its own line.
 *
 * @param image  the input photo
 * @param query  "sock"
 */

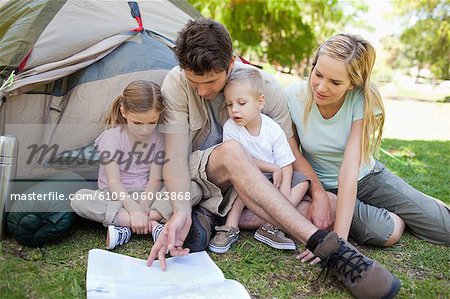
xmin=306 ymin=230 xmax=329 ymax=252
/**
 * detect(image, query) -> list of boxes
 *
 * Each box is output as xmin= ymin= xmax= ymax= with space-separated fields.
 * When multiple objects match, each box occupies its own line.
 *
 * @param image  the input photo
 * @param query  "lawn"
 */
xmin=0 ymin=139 xmax=449 ymax=298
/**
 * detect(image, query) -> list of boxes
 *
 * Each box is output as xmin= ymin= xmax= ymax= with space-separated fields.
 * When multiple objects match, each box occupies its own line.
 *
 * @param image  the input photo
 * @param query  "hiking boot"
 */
xmin=106 ymin=226 xmax=131 ymax=250
xmin=183 ymin=207 xmax=213 ymax=252
xmin=151 ymin=223 xmax=164 ymax=243
xmin=314 ymin=232 xmax=401 ymax=299
xmin=208 ymin=225 xmax=240 ymax=254
xmin=254 ymin=223 xmax=296 ymax=250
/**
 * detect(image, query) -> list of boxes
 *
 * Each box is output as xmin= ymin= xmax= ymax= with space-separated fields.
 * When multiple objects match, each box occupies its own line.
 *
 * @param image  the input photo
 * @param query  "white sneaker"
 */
xmin=106 ymin=226 xmax=132 ymax=250
xmin=151 ymin=223 xmax=164 ymax=243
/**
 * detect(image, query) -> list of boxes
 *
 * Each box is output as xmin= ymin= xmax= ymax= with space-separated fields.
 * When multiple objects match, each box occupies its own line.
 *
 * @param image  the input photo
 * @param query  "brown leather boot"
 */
xmin=314 ymin=232 xmax=401 ymax=299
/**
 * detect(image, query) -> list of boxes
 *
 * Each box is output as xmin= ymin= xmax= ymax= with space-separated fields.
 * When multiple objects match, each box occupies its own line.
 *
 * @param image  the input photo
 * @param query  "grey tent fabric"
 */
xmin=1 ymin=0 xmax=202 ymax=247
xmin=0 ymin=0 xmax=199 ymax=177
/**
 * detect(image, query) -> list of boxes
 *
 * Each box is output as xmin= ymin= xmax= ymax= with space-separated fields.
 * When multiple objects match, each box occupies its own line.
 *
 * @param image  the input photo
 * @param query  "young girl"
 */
xmin=71 ymin=80 xmax=168 ymax=250
xmin=285 ymin=34 xmax=449 ymax=251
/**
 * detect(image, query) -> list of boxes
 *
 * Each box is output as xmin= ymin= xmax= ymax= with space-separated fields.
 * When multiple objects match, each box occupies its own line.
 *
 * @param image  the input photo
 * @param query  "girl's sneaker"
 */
xmin=106 ymin=226 xmax=132 ymax=250
xmin=151 ymin=223 xmax=164 ymax=243
xmin=208 ymin=225 xmax=240 ymax=254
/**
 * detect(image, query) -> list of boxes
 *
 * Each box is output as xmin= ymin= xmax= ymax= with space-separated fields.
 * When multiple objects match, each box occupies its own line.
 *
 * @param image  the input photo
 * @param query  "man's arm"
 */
xmin=287 ymin=136 xmax=333 ymax=230
xmin=147 ymin=132 xmax=192 ymax=270
xmin=147 ymin=68 xmax=193 ymax=269
xmin=163 ymin=132 xmax=192 ymax=212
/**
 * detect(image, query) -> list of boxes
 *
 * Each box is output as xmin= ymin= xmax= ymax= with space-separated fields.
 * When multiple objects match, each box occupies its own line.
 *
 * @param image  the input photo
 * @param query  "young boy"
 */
xmin=208 ymin=68 xmax=310 ymax=253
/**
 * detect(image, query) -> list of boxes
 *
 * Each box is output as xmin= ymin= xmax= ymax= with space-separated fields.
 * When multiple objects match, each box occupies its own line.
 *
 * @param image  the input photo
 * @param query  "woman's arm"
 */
xmin=288 ymin=136 xmax=333 ymax=230
xmin=334 ymin=119 xmax=363 ymax=240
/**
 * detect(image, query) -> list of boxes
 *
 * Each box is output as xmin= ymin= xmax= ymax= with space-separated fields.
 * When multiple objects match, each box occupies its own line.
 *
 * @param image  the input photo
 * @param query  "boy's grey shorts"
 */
xmin=328 ymin=161 xmax=450 ymax=246
xmin=264 ymin=171 xmax=310 ymax=188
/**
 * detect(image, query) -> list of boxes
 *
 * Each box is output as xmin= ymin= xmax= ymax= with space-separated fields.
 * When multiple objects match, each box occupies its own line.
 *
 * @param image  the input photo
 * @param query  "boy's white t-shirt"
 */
xmin=223 ymin=113 xmax=295 ymax=168
xmin=285 ymin=80 xmax=375 ymax=190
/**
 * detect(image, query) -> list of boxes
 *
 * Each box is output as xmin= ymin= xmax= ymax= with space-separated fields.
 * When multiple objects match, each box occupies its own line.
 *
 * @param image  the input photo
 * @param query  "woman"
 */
xmin=285 ymin=33 xmax=450 ymax=247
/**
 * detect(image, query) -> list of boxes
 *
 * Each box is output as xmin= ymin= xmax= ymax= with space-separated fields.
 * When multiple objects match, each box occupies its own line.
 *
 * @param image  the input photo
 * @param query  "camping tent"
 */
xmin=0 ymin=0 xmax=201 ymax=178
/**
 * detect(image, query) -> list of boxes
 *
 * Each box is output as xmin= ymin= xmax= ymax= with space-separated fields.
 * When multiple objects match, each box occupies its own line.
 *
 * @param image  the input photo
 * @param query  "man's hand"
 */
xmin=147 ymin=211 xmax=192 ymax=271
xmin=307 ymin=190 xmax=334 ymax=231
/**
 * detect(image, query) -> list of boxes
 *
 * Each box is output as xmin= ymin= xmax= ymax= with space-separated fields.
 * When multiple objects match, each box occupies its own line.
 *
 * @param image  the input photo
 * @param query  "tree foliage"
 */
xmin=392 ymin=0 xmax=450 ymax=79
xmin=188 ymin=0 xmax=367 ymax=70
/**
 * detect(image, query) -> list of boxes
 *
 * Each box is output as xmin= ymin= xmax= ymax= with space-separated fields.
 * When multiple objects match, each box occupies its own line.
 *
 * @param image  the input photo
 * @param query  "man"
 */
xmin=147 ymin=18 xmax=400 ymax=298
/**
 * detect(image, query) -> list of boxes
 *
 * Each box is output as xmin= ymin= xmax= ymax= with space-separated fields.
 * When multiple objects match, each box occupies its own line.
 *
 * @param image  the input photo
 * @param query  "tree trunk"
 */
xmin=415 ymin=63 xmax=422 ymax=83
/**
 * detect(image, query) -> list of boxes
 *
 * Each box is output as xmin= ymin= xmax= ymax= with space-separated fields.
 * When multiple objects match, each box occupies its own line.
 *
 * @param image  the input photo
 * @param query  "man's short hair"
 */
xmin=226 ymin=68 xmax=264 ymax=98
xmin=175 ymin=18 xmax=233 ymax=75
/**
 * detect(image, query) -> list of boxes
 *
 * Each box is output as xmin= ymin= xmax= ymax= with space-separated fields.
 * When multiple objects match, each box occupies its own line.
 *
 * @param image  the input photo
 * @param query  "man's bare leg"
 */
xmin=239 ymin=196 xmax=312 ymax=230
xmin=205 ymin=140 xmax=318 ymax=244
xmin=239 ymin=192 xmax=337 ymax=230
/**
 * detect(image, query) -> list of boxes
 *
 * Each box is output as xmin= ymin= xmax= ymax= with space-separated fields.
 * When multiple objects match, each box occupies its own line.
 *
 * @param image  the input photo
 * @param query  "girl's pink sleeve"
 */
xmin=95 ymin=128 xmax=121 ymax=162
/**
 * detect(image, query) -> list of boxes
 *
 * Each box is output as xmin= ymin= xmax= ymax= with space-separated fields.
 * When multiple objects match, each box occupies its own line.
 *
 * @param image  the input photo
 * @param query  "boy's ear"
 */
xmin=120 ymin=106 xmax=127 ymax=119
xmin=258 ymin=94 xmax=265 ymax=110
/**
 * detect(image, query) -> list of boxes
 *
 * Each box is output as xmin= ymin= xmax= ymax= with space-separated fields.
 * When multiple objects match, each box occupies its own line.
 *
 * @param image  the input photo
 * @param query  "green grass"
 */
xmin=377 ymin=84 xmax=450 ymax=103
xmin=1 ymin=139 xmax=449 ymax=298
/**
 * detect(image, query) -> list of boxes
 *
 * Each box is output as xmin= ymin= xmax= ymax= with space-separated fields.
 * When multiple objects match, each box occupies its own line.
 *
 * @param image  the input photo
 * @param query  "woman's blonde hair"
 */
xmin=304 ymin=33 xmax=385 ymax=164
xmin=105 ymin=80 xmax=163 ymax=128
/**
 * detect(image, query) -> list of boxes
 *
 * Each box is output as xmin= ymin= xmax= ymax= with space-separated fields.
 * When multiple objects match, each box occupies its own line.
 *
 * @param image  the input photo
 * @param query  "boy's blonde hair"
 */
xmin=304 ymin=33 xmax=385 ymax=164
xmin=105 ymin=80 xmax=163 ymax=128
xmin=226 ymin=68 xmax=264 ymax=98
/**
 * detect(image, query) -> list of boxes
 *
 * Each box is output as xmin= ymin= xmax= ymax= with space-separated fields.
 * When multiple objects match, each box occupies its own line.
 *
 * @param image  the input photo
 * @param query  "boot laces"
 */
xmin=318 ymin=240 xmax=372 ymax=283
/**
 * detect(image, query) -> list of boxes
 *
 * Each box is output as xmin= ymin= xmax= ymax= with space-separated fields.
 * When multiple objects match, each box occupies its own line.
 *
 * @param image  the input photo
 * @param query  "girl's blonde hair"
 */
xmin=105 ymin=80 xmax=163 ymax=128
xmin=304 ymin=33 xmax=385 ymax=164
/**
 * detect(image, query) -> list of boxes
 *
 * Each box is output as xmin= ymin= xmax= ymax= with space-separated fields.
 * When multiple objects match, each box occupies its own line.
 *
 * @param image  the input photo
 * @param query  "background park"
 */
xmin=1 ymin=0 xmax=449 ymax=298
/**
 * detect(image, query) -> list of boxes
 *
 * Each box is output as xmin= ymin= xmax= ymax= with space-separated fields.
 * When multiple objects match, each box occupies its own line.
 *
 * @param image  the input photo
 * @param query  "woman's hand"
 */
xmin=297 ymin=249 xmax=321 ymax=265
xmin=307 ymin=190 xmax=334 ymax=230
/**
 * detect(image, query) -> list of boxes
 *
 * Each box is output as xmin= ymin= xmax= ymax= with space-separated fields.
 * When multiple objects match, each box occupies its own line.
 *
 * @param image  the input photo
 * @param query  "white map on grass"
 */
xmin=86 ymin=249 xmax=250 ymax=299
